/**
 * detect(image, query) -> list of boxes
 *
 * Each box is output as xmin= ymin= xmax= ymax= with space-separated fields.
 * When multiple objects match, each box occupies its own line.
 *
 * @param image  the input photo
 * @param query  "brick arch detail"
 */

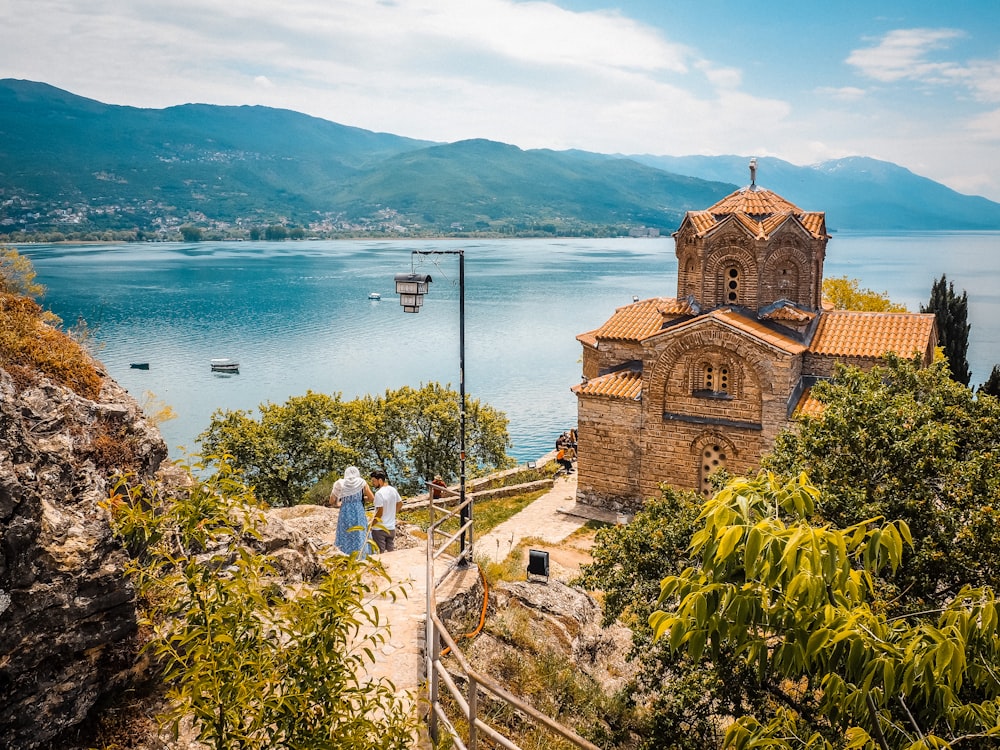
xmin=704 ymin=239 xmax=758 ymax=308
xmin=646 ymin=328 xmax=779 ymax=421
xmin=692 ymin=431 xmax=737 ymax=496
xmin=762 ymin=244 xmax=811 ymax=308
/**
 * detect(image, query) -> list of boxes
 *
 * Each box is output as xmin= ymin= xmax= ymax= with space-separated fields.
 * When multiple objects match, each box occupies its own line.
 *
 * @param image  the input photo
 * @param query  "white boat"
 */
xmin=368 ymin=292 xmax=381 ymax=300
xmin=210 ymin=358 xmax=240 ymax=373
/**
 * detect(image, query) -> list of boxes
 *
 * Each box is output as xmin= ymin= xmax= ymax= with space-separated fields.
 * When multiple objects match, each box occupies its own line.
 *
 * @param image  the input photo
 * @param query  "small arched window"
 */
xmin=725 ymin=266 xmax=740 ymax=304
xmin=695 ymin=358 xmax=733 ymax=399
xmin=699 ymin=443 xmax=728 ymax=496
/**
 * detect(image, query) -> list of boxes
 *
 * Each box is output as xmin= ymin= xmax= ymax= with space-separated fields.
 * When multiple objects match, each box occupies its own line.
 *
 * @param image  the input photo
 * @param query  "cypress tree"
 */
xmin=979 ymin=364 xmax=1000 ymax=398
xmin=921 ymin=274 xmax=971 ymax=386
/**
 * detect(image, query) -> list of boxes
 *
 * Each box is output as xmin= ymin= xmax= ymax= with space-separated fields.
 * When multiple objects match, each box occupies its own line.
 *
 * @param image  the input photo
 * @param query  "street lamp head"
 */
xmin=395 ymin=272 xmax=432 ymax=313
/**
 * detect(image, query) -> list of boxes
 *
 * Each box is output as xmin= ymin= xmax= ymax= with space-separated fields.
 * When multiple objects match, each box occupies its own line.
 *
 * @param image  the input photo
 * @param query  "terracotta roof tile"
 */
xmin=708 ymin=186 xmax=802 ymax=217
xmin=658 ymin=298 xmax=695 ymax=316
xmin=593 ymin=297 xmax=677 ymax=341
xmin=577 ymin=329 xmax=598 ymax=348
xmin=761 ymin=304 xmax=817 ymax=324
xmin=572 ymin=369 xmax=643 ymax=400
xmin=660 ymin=309 xmax=806 ymax=354
xmin=809 ymin=311 xmax=936 ymax=359
xmin=679 ymin=187 xmax=827 ymax=241
xmin=794 ymin=388 xmax=824 ymax=417
xmin=800 ymin=213 xmax=826 ymax=235
xmin=710 ymin=310 xmax=808 ymax=354
xmin=688 ymin=211 xmax=717 ymax=234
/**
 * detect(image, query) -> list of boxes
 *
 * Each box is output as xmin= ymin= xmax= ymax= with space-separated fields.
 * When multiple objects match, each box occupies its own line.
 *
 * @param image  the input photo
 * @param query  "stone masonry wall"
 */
xmin=575 ymin=395 xmax=641 ymax=512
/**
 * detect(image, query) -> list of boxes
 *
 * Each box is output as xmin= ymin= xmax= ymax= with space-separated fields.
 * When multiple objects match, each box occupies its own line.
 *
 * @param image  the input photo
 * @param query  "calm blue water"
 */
xmin=19 ymin=233 xmax=1000 ymax=461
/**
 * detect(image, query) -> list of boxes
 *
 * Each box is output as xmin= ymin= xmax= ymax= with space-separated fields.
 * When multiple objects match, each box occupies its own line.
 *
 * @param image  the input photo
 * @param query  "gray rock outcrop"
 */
xmin=0 ymin=365 xmax=167 ymax=749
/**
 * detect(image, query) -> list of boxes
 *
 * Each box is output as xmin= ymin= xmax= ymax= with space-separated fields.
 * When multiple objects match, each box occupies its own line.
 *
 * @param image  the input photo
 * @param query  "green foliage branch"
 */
xmin=198 ymin=383 xmax=514 ymax=505
xmin=650 ymin=472 xmax=1000 ymax=749
xmin=764 ymin=354 xmax=1000 ymax=608
xmin=103 ymin=455 xmax=413 ymax=750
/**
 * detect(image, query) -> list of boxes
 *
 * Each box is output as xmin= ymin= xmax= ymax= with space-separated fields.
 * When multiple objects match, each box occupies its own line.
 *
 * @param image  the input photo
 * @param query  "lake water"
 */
xmin=19 ymin=232 xmax=1000 ymax=462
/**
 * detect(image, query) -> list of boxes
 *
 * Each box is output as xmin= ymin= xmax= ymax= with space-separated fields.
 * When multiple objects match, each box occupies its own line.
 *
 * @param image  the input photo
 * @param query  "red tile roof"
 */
xmin=761 ymin=304 xmax=817 ymax=324
xmin=662 ymin=309 xmax=808 ymax=354
xmin=680 ymin=186 xmax=827 ymax=240
xmin=572 ymin=369 xmax=643 ymax=400
xmin=708 ymin=186 xmax=801 ymax=216
xmin=809 ymin=311 xmax=936 ymax=359
xmin=592 ymin=297 xmax=688 ymax=341
xmin=794 ymin=388 xmax=824 ymax=417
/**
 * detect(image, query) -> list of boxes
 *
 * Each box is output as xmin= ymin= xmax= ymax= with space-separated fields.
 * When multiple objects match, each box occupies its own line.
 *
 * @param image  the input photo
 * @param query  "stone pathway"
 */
xmin=364 ymin=470 xmax=585 ymax=696
xmin=475 ymin=470 xmax=584 ymax=564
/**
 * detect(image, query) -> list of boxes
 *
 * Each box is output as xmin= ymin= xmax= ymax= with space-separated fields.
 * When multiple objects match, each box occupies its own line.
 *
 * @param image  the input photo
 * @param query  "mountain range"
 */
xmin=2 ymin=78 xmax=999 ymax=239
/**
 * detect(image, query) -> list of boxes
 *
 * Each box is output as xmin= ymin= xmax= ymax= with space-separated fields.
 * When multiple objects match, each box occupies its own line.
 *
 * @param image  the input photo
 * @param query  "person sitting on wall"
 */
xmin=556 ymin=446 xmax=574 ymax=474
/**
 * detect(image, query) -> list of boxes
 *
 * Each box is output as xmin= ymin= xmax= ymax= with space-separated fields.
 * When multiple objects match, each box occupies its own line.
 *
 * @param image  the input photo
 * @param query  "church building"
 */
xmin=572 ymin=161 xmax=938 ymax=511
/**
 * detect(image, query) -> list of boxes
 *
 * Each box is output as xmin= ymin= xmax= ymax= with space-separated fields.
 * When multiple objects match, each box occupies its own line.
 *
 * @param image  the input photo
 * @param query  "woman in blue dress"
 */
xmin=330 ymin=466 xmax=375 ymax=559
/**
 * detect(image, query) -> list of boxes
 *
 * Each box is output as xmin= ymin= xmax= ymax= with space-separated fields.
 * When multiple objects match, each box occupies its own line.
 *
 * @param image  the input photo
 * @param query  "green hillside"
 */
xmin=2 ymin=79 xmax=999 ymax=240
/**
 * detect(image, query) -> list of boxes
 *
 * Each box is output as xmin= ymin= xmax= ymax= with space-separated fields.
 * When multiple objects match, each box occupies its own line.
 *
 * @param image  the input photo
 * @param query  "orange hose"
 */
xmin=440 ymin=564 xmax=489 ymax=657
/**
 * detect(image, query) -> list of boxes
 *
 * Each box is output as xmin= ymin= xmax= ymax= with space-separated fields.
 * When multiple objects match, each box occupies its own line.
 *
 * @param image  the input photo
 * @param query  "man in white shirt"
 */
xmin=370 ymin=470 xmax=402 ymax=552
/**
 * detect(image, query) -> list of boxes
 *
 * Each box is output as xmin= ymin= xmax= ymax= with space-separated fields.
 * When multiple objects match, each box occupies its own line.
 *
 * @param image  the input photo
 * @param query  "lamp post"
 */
xmin=394 ymin=249 xmax=470 ymax=567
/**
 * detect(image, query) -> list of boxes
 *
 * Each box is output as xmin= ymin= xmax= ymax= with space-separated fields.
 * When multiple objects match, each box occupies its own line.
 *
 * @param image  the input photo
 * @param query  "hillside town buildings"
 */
xmin=572 ymin=161 xmax=937 ymax=510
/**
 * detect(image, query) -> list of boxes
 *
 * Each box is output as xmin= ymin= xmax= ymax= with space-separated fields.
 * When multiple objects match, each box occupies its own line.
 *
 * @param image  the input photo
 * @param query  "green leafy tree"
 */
xmin=198 ymin=391 xmax=354 ymax=506
xmin=198 ymin=383 xmax=513 ymax=504
xmin=921 ymin=273 xmax=971 ymax=386
xmin=179 ymin=224 xmax=203 ymax=242
xmin=577 ymin=488 xmax=765 ymax=749
xmin=105 ymin=457 xmax=413 ymax=749
xmin=650 ymin=472 xmax=1000 ymax=749
xmin=764 ymin=354 xmax=1000 ymax=607
xmin=822 ymin=276 xmax=907 ymax=312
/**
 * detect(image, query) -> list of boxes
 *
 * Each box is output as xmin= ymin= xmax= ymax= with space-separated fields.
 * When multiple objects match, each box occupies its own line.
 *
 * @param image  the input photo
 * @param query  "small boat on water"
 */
xmin=129 ymin=362 xmax=150 ymax=370
xmin=210 ymin=358 xmax=240 ymax=373
xmin=368 ymin=292 xmax=381 ymax=300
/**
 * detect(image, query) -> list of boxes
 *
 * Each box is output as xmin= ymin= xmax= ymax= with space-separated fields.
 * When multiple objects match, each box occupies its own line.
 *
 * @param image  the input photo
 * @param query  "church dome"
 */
xmin=707 ymin=185 xmax=802 ymax=220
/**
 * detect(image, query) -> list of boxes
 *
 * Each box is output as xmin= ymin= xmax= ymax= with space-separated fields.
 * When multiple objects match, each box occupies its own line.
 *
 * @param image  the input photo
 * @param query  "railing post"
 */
xmin=468 ymin=674 xmax=478 ymax=750
xmin=427 ymin=485 xmax=439 ymax=744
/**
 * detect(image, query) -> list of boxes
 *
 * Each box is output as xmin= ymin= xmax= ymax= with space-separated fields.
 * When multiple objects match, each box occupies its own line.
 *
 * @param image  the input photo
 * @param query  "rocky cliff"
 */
xmin=0 ymin=355 xmax=168 ymax=748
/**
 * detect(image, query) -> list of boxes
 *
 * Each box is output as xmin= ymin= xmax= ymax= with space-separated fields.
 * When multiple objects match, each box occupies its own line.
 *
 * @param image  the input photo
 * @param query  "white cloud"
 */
xmin=254 ymin=76 xmax=275 ymax=89
xmin=815 ymin=86 xmax=867 ymax=102
xmin=847 ymin=28 xmax=964 ymax=83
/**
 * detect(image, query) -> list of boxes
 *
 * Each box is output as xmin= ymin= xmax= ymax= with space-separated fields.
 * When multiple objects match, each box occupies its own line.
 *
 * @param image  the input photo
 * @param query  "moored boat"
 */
xmin=210 ymin=358 xmax=240 ymax=373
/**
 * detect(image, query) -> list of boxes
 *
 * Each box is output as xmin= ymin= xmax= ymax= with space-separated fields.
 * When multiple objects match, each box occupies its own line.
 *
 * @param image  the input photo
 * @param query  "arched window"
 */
xmin=694 ymin=357 xmax=734 ymax=399
xmin=699 ymin=443 xmax=727 ymax=496
xmin=725 ymin=266 xmax=740 ymax=304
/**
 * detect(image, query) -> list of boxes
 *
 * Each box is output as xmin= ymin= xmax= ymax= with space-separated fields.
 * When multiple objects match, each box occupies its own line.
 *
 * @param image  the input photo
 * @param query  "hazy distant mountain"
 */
xmin=631 ymin=154 xmax=1000 ymax=231
xmin=2 ymin=78 xmax=999 ymax=238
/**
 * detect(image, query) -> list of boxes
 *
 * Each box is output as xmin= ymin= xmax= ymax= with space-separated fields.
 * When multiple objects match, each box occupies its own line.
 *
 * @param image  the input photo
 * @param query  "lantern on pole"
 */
xmin=394 ymin=272 xmax=432 ymax=313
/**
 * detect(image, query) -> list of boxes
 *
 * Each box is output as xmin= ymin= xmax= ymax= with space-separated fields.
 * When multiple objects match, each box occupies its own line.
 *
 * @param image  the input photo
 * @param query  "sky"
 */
xmin=3 ymin=0 xmax=1000 ymax=201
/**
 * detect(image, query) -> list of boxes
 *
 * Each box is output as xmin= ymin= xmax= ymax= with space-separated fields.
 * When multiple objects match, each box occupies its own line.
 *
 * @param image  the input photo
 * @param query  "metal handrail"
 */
xmin=423 ymin=483 xmax=600 ymax=750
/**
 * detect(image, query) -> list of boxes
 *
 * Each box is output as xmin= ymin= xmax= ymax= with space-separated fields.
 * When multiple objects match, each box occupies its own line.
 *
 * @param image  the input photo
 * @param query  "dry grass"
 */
xmin=0 ymin=291 xmax=102 ymax=399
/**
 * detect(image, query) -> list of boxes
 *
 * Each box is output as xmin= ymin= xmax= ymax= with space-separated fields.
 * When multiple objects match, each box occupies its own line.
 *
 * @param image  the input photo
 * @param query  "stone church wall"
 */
xmin=575 ymin=396 xmax=641 ymax=511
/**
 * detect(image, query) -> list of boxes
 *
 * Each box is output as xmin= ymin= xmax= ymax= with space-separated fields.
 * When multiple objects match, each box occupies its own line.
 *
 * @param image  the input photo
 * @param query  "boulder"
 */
xmin=0 ymin=365 xmax=167 ymax=748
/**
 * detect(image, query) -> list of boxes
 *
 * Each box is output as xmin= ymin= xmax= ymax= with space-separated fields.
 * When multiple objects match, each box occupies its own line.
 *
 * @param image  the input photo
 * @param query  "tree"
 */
xmin=979 ymin=364 xmax=1000 ymax=398
xmin=764 ymin=354 xmax=1000 ymax=607
xmin=581 ymin=355 xmax=1000 ymax=748
xmin=650 ymin=472 xmax=1000 ymax=749
xmin=198 ymin=391 xmax=354 ymax=506
xmin=198 ymin=383 xmax=514 ymax=504
xmin=179 ymin=224 xmax=203 ymax=242
xmin=921 ymin=273 xmax=971 ymax=386
xmin=104 ymin=457 xmax=414 ymax=750
xmin=0 ymin=246 xmax=45 ymax=298
xmin=822 ymin=276 xmax=907 ymax=312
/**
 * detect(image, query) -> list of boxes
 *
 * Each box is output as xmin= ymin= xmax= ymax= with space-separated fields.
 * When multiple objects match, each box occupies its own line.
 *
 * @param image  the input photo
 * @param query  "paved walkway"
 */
xmin=475 ymin=470 xmax=584 ymax=564
xmin=362 ymin=469 xmax=586 ymax=702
